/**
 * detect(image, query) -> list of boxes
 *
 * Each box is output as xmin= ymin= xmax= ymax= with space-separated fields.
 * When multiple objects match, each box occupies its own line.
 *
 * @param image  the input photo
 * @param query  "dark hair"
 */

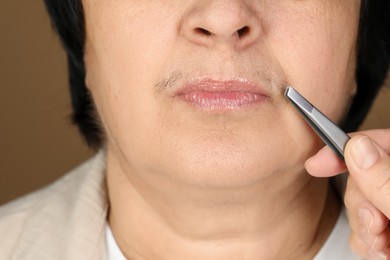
xmin=44 ymin=0 xmax=390 ymax=149
xmin=44 ymin=0 xmax=103 ymax=149
xmin=345 ymin=1 xmax=390 ymax=132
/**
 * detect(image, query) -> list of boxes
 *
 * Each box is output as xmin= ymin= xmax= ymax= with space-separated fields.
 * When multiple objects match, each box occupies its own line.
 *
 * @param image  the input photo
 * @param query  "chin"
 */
xmin=178 ymin=166 xmax=272 ymax=188
xmin=159 ymin=139 xmax=301 ymax=188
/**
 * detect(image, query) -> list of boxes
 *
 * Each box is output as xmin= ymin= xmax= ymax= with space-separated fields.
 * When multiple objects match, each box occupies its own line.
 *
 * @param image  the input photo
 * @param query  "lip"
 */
xmin=175 ymin=78 xmax=270 ymax=111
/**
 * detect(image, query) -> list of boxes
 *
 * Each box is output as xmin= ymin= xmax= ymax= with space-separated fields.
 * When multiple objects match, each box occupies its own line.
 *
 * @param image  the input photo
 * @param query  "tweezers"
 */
xmin=284 ymin=86 xmax=350 ymax=160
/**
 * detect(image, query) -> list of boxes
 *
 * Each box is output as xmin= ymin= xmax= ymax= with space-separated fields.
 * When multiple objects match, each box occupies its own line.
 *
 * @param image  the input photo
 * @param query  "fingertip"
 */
xmin=305 ymin=146 xmax=347 ymax=177
xmin=345 ymin=135 xmax=381 ymax=171
xmin=304 ymin=156 xmax=318 ymax=176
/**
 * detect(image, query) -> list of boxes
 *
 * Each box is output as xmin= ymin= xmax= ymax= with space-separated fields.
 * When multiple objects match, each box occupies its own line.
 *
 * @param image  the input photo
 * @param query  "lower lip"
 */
xmin=178 ymin=91 xmax=268 ymax=111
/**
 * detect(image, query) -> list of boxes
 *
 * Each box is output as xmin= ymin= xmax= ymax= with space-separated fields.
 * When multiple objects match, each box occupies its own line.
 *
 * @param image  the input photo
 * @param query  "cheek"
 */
xmin=84 ymin=2 xmax=180 ymax=144
xmin=266 ymin=1 xmax=359 ymax=121
xmin=86 ymin=2 xmax=179 ymax=84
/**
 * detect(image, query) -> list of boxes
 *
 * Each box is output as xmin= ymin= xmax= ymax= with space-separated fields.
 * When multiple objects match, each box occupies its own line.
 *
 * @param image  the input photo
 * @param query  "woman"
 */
xmin=0 ymin=0 xmax=389 ymax=259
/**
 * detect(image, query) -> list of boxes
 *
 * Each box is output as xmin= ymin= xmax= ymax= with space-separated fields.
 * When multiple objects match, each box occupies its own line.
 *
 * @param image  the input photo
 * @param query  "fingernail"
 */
xmin=351 ymin=136 xmax=380 ymax=170
xmin=359 ymin=208 xmax=374 ymax=233
xmin=369 ymin=250 xmax=388 ymax=260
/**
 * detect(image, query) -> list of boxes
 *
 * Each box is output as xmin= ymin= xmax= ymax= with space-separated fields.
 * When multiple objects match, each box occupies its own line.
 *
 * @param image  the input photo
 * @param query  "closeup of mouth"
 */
xmin=175 ymin=78 xmax=270 ymax=111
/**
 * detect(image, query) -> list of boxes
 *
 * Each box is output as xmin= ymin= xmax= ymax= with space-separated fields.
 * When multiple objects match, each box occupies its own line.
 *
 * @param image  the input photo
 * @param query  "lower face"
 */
xmin=83 ymin=0 xmax=360 ymax=187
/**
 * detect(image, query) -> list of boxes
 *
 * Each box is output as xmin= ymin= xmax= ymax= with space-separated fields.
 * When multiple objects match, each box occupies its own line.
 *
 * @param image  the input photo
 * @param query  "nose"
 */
xmin=181 ymin=1 xmax=261 ymax=50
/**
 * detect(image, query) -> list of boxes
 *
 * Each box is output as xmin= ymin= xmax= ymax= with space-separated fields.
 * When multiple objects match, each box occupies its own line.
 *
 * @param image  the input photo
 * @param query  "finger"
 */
xmin=345 ymin=178 xmax=389 ymax=236
xmin=305 ymin=129 xmax=390 ymax=178
xmin=348 ymin=129 xmax=390 ymax=153
xmin=345 ymin=178 xmax=372 ymax=234
xmin=305 ymin=145 xmax=347 ymax=177
xmin=360 ymin=206 xmax=389 ymax=236
xmin=350 ymin=233 xmax=389 ymax=260
xmin=359 ymin=227 xmax=390 ymax=252
xmin=345 ymin=135 xmax=390 ymax=219
xmin=350 ymin=232 xmax=370 ymax=259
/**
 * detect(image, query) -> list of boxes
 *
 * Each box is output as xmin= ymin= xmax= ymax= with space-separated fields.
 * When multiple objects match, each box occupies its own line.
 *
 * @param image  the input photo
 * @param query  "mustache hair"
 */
xmin=154 ymin=68 xmax=290 ymax=96
xmin=154 ymin=71 xmax=184 ymax=93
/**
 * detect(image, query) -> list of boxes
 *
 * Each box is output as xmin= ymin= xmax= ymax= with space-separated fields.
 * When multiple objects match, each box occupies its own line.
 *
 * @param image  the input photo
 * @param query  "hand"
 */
xmin=305 ymin=129 xmax=390 ymax=260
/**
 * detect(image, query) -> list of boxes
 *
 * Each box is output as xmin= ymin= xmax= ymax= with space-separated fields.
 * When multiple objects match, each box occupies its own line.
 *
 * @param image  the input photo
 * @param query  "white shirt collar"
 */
xmin=105 ymin=223 xmax=127 ymax=260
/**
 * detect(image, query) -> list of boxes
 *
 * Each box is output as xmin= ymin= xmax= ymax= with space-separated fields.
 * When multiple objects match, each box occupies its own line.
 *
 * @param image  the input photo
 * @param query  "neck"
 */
xmin=106 ymin=151 xmax=340 ymax=260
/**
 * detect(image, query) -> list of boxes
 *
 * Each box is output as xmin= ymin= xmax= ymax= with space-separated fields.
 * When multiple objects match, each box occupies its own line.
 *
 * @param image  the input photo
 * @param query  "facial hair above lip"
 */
xmin=154 ymin=69 xmax=290 ymax=101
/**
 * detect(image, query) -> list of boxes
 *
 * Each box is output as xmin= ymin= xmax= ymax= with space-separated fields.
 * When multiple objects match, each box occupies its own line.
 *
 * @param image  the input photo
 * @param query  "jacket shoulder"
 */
xmin=0 ymin=185 xmax=52 ymax=257
xmin=0 ymin=152 xmax=107 ymax=259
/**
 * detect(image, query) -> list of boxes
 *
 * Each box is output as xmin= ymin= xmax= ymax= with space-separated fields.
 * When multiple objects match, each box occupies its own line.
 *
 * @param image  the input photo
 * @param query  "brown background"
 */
xmin=0 ymin=1 xmax=389 ymax=205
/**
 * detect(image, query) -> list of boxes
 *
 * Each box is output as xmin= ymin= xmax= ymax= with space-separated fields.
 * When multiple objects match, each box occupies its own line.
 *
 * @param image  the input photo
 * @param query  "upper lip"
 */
xmin=175 ymin=77 xmax=270 ymax=97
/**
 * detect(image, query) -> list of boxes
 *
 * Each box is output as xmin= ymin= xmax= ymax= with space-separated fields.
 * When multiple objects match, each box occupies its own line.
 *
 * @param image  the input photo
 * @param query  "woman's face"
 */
xmin=83 ymin=0 xmax=360 ymax=187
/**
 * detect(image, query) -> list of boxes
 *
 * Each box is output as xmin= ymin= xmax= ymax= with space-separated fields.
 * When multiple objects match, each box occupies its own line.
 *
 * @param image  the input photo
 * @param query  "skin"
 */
xmin=306 ymin=130 xmax=390 ymax=259
xmin=82 ymin=0 xmax=360 ymax=259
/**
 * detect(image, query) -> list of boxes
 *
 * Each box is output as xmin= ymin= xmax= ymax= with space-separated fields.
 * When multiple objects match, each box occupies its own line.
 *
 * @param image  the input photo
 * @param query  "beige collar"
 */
xmin=14 ymin=151 xmax=109 ymax=259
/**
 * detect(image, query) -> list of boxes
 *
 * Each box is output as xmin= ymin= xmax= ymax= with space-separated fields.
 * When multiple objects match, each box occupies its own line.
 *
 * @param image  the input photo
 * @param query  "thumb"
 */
xmin=345 ymin=135 xmax=390 ymax=218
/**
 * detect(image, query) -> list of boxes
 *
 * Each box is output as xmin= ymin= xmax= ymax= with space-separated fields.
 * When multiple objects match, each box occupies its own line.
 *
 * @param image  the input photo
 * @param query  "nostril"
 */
xmin=237 ymin=26 xmax=250 ymax=38
xmin=195 ymin=27 xmax=212 ymax=36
